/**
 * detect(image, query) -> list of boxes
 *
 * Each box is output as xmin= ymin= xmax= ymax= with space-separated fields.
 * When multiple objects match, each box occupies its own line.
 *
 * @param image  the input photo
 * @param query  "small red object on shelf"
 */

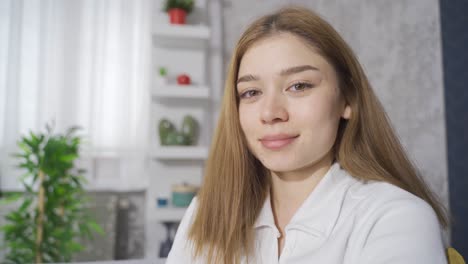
xmin=177 ymin=74 xmax=191 ymax=85
xmin=168 ymin=8 xmax=187 ymax=24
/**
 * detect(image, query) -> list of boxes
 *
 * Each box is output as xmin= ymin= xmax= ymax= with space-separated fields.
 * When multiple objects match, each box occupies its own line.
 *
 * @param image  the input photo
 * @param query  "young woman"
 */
xmin=166 ymin=6 xmax=448 ymax=264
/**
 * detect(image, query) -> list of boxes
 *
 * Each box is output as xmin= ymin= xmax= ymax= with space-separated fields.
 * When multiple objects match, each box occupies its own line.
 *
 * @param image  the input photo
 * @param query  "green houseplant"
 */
xmin=0 ymin=124 xmax=103 ymax=264
xmin=163 ymin=0 xmax=194 ymax=24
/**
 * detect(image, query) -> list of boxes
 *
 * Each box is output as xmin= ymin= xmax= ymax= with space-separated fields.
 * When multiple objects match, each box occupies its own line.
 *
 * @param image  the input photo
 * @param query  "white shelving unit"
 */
xmin=150 ymin=146 xmax=209 ymax=160
xmin=149 ymin=206 xmax=187 ymax=222
xmin=152 ymin=23 xmax=211 ymax=49
xmin=145 ymin=0 xmax=223 ymax=259
xmin=152 ymin=84 xmax=211 ymax=99
xmin=153 ymin=24 xmax=210 ymax=38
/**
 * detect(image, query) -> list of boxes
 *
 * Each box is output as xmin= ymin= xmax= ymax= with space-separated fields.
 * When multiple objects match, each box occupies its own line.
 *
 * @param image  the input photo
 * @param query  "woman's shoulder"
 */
xmin=331 ymin=165 xmax=441 ymax=230
xmin=176 ymin=196 xmax=199 ymax=234
xmin=184 ymin=196 xmax=199 ymax=218
xmin=335 ymin=166 xmax=443 ymax=233
xmin=340 ymin=174 xmax=447 ymax=263
xmin=343 ymin=174 xmax=444 ymax=242
xmin=335 ymin=164 xmax=425 ymax=202
xmin=347 ymin=177 xmax=436 ymax=217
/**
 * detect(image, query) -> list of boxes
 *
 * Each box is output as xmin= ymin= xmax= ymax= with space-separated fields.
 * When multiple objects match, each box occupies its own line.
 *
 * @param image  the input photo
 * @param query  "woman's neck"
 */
xmin=270 ymin=153 xmax=334 ymax=230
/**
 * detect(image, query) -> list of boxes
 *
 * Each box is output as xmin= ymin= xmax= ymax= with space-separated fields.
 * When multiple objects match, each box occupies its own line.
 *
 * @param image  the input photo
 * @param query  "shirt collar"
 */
xmin=254 ymin=163 xmax=356 ymax=238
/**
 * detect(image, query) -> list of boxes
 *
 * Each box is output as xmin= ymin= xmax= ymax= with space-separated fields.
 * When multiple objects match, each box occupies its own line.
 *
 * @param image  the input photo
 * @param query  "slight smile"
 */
xmin=259 ymin=134 xmax=300 ymax=150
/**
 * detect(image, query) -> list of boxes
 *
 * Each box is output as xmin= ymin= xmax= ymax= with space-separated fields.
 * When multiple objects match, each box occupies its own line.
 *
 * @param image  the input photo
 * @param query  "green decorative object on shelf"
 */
xmin=165 ymin=131 xmax=190 ymax=146
xmin=159 ymin=118 xmax=176 ymax=145
xmin=0 ymin=123 xmax=104 ymax=264
xmin=158 ymin=116 xmax=199 ymax=146
xmin=159 ymin=66 xmax=167 ymax=77
xmin=181 ymin=115 xmax=199 ymax=145
xmin=175 ymin=132 xmax=190 ymax=145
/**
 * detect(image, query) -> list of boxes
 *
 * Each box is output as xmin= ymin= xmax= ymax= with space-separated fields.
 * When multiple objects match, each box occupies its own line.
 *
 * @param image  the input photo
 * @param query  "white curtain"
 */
xmin=0 ymin=0 xmax=152 ymax=190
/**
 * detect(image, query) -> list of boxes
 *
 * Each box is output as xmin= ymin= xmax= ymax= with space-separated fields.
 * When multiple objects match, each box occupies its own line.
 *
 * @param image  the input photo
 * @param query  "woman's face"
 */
xmin=237 ymin=33 xmax=351 ymax=173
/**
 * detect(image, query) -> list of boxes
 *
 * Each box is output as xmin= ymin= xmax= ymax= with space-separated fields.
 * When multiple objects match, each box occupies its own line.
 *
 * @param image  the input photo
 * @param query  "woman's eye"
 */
xmin=239 ymin=90 xmax=260 ymax=99
xmin=288 ymin=82 xmax=314 ymax=92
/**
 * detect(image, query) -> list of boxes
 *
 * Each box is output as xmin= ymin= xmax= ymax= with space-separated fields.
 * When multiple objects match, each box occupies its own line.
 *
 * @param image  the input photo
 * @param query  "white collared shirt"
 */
xmin=166 ymin=163 xmax=447 ymax=264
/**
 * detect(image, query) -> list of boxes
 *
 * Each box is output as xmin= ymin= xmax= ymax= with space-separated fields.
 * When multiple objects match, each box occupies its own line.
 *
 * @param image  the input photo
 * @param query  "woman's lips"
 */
xmin=259 ymin=134 xmax=299 ymax=150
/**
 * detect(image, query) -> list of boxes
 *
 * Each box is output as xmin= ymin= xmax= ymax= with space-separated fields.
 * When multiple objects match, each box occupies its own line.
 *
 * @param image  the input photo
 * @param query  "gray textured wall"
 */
xmin=222 ymin=0 xmax=448 ymax=208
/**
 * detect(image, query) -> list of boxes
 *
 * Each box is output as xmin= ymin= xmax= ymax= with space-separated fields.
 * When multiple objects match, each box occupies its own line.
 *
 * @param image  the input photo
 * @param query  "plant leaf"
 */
xmin=87 ymin=221 xmax=104 ymax=235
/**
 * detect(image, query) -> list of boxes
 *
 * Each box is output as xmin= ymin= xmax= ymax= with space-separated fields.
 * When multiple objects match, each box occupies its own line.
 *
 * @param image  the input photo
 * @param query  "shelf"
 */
xmin=152 ymin=85 xmax=210 ymax=99
xmin=150 ymin=206 xmax=188 ymax=222
xmin=153 ymin=24 xmax=210 ymax=39
xmin=80 ymin=148 xmax=145 ymax=159
xmin=150 ymin=146 xmax=209 ymax=160
xmin=153 ymin=24 xmax=210 ymax=48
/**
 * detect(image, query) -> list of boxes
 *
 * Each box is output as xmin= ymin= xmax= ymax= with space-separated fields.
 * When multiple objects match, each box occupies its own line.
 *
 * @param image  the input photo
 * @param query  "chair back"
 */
xmin=448 ymin=247 xmax=466 ymax=264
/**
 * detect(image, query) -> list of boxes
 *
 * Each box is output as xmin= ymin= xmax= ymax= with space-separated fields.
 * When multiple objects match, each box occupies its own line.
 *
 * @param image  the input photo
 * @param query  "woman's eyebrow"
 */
xmin=237 ymin=74 xmax=259 ymax=85
xmin=236 ymin=65 xmax=319 ymax=85
xmin=279 ymin=65 xmax=319 ymax=76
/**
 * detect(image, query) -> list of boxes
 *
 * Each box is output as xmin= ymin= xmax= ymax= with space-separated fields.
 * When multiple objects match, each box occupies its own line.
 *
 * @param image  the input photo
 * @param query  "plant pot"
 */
xmin=168 ymin=8 xmax=187 ymax=24
xmin=155 ymin=75 xmax=167 ymax=86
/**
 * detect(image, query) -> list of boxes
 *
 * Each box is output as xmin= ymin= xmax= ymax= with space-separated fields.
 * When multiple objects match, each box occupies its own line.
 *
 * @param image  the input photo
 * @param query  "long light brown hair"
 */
xmin=188 ymin=6 xmax=448 ymax=264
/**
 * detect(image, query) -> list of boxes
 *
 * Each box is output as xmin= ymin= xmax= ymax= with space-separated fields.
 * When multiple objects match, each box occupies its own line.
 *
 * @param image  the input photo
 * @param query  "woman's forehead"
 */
xmin=238 ymin=33 xmax=333 ymax=80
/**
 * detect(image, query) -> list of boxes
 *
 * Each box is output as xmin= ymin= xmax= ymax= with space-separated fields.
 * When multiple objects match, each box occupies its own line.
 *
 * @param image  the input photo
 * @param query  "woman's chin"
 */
xmin=260 ymin=159 xmax=299 ymax=173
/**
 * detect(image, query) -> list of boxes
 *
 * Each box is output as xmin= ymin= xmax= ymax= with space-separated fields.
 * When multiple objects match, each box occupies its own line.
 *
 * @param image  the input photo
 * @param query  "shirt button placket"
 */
xmin=272 ymin=228 xmax=281 ymax=264
xmin=279 ymin=229 xmax=297 ymax=264
xmin=279 ymin=233 xmax=288 ymax=264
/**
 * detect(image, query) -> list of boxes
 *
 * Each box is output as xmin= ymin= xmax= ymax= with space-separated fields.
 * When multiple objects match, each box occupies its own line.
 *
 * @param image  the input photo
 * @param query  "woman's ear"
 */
xmin=342 ymin=105 xmax=352 ymax=119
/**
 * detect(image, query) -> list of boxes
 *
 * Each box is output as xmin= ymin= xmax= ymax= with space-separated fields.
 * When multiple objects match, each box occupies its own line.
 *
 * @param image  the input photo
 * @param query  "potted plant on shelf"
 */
xmin=163 ymin=0 xmax=194 ymax=25
xmin=0 ymin=124 xmax=103 ymax=263
xmin=155 ymin=66 xmax=168 ymax=85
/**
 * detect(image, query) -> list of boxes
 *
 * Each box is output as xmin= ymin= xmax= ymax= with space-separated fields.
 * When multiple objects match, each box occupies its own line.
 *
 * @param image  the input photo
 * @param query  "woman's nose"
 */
xmin=260 ymin=93 xmax=289 ymax=125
